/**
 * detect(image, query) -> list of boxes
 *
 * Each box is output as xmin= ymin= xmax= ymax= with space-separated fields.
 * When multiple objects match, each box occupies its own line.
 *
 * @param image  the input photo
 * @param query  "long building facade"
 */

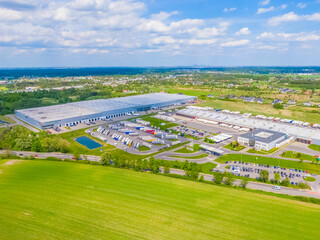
xmin=15 ymin=93 xmax=196 ymax=129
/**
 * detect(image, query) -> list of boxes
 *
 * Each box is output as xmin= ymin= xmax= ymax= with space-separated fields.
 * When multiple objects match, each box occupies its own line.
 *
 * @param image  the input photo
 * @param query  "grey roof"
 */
xmin=16 ymin=93 xmax=195 ymax=123
xmin=240 ymin=128 xmax=287 ymax=143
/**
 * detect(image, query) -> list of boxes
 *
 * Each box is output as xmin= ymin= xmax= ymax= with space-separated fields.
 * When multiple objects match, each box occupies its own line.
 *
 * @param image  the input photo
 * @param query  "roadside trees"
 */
xmin=224 ymin=172 xmax=235 ymax=185
xmin=100 ymin=152 xmax=112 ymax=165
xmin=274 ymin=172 xmax=280 ymax=183
xmin=214 ymin=172 xmax=224 ymax=184
xmin=73 ymin=153 xmax=80 ymax=160
xmin=281 ymin=177 xmax=290 ymax=187
xmin=259 ymin=170 xmax=269 ymax=182
xmin=240 ymin=178 xmax=249 ymax=189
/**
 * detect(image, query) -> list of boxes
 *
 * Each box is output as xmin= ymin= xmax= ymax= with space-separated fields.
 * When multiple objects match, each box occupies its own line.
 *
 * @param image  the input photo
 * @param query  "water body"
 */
xmin=75 ymin=136 xmax=102 ymax=150
xmin=1 ymin=67 xmax=320 ymax=80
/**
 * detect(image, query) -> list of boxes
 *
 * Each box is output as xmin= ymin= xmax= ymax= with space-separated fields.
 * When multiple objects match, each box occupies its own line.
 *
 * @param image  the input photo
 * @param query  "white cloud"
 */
xmin=151 ymin=11 xmax=178 ymax=21
xmin=256 ymin=32 xmax=275 ymax=39
xmin=297 ymin=3 xmax=307 ymax=9
xmin=223 ymin=7 xmax=236 ymax=12
xmin=236 ymin=27 xmax=251 ymax=35
xmin=268 ymin=12 xmax=320 ymax=25
xmin=305 ymin=13 xmax=320 ymax=21
xmin=0 ymin=8 xmax=23 ymax=20
xmin=257 ymin=6 xmax=275 ymax=14
xmin=221 ymin=39 xmax=250 ymax=47
xmin=257 ymin=32 xmax=320 ymax=42
xmin=260 ymin=0 xmax=270 ymax=6
xmin=268 ymin=12 xmax=300 ymax=25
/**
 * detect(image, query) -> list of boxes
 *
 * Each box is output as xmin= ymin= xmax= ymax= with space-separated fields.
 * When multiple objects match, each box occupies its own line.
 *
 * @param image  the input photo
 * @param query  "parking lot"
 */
xmin=215 ymin=160 xmax=317 ymax=186
xmin=86 ymin=120 xmax=189 ymax=154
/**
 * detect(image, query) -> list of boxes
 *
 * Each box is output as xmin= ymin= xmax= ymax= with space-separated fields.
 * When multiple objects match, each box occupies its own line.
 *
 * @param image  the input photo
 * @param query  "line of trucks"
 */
xmin=108 ymin=121 xmax=181 ymax=147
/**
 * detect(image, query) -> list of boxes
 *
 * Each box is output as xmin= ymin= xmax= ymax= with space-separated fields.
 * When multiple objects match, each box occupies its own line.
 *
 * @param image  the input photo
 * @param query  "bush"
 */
xmin=273 ymin=103 xmax=284 ymax=109
xmin=214 ymin=172 xmax=224 ymax=184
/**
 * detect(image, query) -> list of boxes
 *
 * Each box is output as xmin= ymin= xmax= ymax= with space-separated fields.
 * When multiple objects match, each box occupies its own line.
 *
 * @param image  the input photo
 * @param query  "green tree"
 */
xmin=224 ymin=172 xmax=235 ymax=185
xmin=73 ymin=153 xmax=80 ymax=160
xmin=259 ymin=170 xmax=269 ymax=182
xmin=100 ymin=152 xmax=112 ymax=165
xmin=163 ymin=162 xmax=170 ymax=174
xmin=240 ymin=178 xmax=249 ymax=189
xmin=199 ymin=175 xmax=204 ymax=182
xmin=273 ymin=103 xmax=284 ymax=109
xmin=281 ymin=177 xmax=290 ymax=187
xmin=274 ymin=172 xmax=280 ymax=183
xmin=214 ymin=172 xmax=224 ymax=184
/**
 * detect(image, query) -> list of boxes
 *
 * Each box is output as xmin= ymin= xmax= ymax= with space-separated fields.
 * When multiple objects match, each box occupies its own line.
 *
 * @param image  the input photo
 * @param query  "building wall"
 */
xmin=15 ymin=111 xmax=42 ymax=129
xmin=238 ymin=135 xmax=286 ymax=151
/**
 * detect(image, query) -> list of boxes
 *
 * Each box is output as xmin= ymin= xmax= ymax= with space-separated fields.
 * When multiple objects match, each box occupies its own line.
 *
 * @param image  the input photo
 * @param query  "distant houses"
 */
xmin=304 ymin=102 xmax=313 ymax=107
xmin=272 ymin=99 xmax=283 ymax=105
xmin=287 ymin=99 xmax=296 ymax=105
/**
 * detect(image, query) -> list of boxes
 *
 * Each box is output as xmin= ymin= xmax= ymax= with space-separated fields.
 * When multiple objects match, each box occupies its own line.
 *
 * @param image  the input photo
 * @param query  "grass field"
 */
xmin=224 ymin=142 xmax=245 ymax=151
xmin=0 ymin=115 xmax=15 ymax=124
xmin=309 ymin=144 xmax=320 ymax=152
xmin=281 ymin=151 xmax=317 ymax=161
xmin=140 ymin=116 xmax=178 ymax=130
xmin=0 ymin=160 xmax=319 ymax=240
xmin=174 ymin=144 xmax=200 ymax=153
xmin=139 ymin=145 xmax=151 ymax=151
xmin=217 ymin=154 xmax=320 ymax=174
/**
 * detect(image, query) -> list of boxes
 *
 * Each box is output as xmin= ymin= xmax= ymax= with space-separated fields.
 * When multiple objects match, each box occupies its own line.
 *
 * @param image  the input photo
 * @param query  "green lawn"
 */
xmin=139 ymin=145 xmax=151 ymax=151
xmin=0 ymin=115 xmax=15 ymax=124
xmin=309 ymin=144 xmax=320 ymax=152
xmin=174 ymin=144 xmax=200 ymax=153
xmin=305 ymin=176 xmax=316 ymax=182
xmin=169 ymin=153 xmax=208 ymax=159
xmin=140 ymin=116 xmax=178 ymax=130
xmin=0 ymin=160 xmax=319 ymax=240
xmin=60 ymin=129 xmax=116 ymax=155
xmin=224 ymin=142 xmax=245 ymax=151
xmin=217 ymin=154 xmax=320 ymax=175
xmin=247 ymin=149 xmax=268 ymax=154
xmin=281 ymin=151 xmax=317 ymax=161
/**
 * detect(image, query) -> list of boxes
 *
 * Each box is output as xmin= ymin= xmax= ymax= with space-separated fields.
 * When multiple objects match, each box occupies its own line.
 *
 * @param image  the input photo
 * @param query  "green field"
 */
xmin=140 ymin=116 xmax=178 ymax=130
xmin=224 ymin=142 xmax=245 ymax=151
xmin=281 ymin=151 xmax=317 ymax=161
xmin=309 ymin=144 xmax=320 ymax=152
xmin=217 ymin=154 xmax=320 ymax=174
xmin=0 ymin=115 xmax=15 ymax=124
xmin=174 ymin=144 xmax=200 ymax=153
xmin=139 ymin=145 xmax=151 ymax=151
xmin=0 ymin=160 xmax=319 ymax=240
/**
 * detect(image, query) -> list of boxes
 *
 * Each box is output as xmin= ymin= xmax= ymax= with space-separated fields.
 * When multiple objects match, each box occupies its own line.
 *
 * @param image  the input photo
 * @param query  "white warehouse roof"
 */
xmin=16 ymin=93 xmax=195 ymax=123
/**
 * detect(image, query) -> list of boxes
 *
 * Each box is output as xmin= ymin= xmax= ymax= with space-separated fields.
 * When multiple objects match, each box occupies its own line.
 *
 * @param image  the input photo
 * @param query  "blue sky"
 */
xmin=0 ymin=0 xmax=320 ymax=67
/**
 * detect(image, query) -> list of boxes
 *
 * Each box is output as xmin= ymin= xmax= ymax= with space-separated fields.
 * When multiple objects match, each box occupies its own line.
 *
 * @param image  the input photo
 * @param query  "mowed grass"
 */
xmin=140 ymin=116 xmax=179 ymax=130
xmin=0 ymin=160 xmax=319 ymax=240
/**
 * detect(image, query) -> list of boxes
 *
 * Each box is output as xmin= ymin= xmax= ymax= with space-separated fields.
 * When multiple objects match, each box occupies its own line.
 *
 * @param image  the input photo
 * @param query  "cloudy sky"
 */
xmin=0 ymin=0 xmax=320 ymax=67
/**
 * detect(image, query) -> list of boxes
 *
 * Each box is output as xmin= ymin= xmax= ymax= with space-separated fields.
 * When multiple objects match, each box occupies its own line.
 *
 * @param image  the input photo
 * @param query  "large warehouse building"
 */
xmin=15 ymin=93 xmax=196 ymax=129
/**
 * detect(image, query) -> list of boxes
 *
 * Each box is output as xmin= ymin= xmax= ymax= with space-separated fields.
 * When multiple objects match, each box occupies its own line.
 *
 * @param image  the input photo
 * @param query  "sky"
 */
xmin=0 ymin=0 xmax=320 ymax=67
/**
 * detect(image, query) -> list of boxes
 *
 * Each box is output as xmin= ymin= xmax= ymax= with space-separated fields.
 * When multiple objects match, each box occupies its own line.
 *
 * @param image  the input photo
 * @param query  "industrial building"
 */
xmin=177 ymin=107 xmax=320 ymax=145
xmin=15 ymin=93 xmax=196 ymax=129
xmin=237 ymin=129 xmax=290 ymax=151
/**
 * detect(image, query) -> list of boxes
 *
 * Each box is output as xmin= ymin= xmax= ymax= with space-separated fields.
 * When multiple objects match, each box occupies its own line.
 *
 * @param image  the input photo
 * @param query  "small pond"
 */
xmin=75 ymin=136 xmax=102 ymax=150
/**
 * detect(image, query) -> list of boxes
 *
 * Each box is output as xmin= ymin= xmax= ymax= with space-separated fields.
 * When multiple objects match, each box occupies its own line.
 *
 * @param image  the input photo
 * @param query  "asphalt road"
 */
xmin=1 ymin=115 xmax=40 ymax=132
xmin=161 ymin=167 xmax=320 ymax=199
